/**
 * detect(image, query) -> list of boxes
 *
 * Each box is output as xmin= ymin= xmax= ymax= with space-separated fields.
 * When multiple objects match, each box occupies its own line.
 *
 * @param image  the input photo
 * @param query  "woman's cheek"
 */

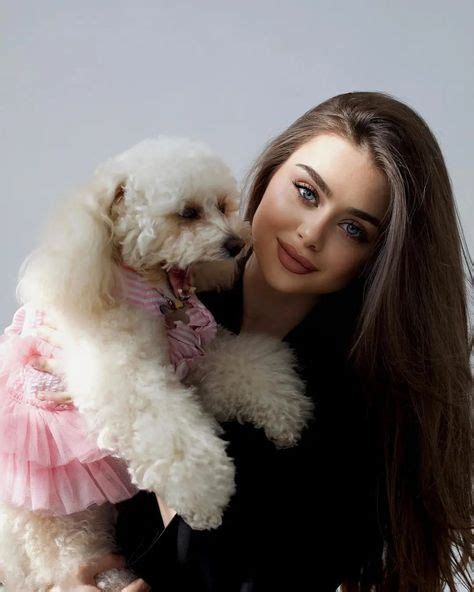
xmin=251 ymin=197 xmax=286 ymax=249
xmin=322 ymin=249 xmax=367 ymax=290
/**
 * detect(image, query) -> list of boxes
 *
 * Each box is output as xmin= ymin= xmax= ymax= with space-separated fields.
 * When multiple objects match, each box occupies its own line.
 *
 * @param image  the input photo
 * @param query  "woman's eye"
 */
xmin=340 ymin=222 xmax=367 ymax=242
xmin=293 ymin=182 xmax=318 ymax=204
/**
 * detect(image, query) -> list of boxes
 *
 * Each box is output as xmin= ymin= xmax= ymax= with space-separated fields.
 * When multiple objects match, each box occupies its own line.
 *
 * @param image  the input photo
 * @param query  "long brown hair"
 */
xmin=242 ymin=92 xmax=472 ymax=591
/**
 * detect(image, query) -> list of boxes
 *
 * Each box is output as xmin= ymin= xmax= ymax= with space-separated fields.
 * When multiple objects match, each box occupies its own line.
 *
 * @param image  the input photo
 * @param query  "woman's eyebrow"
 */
xmin=296 ymin=163 xmax=333 ymax=197
xmin=296 ymin=163 xmax=380 ymax=228
xmin=346 ymin=207 xmax=380 ymax=228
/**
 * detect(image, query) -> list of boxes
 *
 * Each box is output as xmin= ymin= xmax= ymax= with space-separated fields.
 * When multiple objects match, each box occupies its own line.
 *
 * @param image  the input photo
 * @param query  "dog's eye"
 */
xmin=217 ymin=201 xmax=226 ymax=214
xmin=180 ymin=207 xmax=200 ymax=219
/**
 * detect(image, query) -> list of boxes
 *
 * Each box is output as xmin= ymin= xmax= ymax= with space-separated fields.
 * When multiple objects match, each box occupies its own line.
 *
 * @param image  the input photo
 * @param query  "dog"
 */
xmin=0 ymin=136 xmax=313 ymax=591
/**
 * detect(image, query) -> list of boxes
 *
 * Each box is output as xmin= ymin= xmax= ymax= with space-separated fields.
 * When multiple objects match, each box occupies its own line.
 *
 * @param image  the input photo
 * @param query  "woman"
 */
xmin=34 ymin=92 xmax=472 ymax=591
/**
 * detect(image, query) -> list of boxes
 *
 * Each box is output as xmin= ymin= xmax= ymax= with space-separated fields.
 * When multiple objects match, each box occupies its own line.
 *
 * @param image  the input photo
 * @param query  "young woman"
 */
xmin=32 ymin=92 xmax=472 ymax=591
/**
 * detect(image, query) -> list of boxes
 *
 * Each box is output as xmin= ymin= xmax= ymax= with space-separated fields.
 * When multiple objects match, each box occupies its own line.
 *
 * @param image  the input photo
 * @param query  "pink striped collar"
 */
xmin=115 ymin=265 xmax=190 ymax=317
xmin=113 ymin=265 xmax=217 ymax=379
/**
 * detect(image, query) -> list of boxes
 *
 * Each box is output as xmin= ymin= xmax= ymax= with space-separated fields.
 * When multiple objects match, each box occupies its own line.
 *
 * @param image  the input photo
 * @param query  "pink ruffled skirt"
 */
xmin=0 ymin=328 xmax=137 ymax=516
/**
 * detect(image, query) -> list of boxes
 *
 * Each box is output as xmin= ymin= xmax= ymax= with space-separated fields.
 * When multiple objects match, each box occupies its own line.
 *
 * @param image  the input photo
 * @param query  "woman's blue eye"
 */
xmin=293 ymin=182 xmax=318 ymax=203
xmin=293 ymin=181 xmax=368 ymax=243
xmin=340 ymin=222 xmax=367 ymax=242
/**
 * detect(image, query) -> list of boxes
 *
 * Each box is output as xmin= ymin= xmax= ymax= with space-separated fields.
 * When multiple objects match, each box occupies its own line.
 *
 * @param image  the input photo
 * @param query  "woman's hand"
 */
xmin=51 ymin=553 xmax=150 ymax=591
xmin=121 ymin=582 xmax=150 ymax=592
xmin=30 ymin=320 xmax=73 ymax=405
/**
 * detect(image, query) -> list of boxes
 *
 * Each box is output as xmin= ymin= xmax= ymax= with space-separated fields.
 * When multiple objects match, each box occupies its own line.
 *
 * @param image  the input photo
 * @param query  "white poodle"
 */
xmin=0 ymin=137 xmax=313 ymax=591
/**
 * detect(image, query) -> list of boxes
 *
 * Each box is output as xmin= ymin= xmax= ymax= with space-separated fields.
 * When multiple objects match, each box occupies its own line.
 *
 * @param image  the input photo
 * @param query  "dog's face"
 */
xmin=101 ymin=137 xmax=249 ymax=272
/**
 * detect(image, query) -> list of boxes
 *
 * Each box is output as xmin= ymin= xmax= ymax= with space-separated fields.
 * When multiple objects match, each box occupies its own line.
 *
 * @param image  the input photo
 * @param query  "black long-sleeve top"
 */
xmin=116 ymin=271 xmax=386 ymax=591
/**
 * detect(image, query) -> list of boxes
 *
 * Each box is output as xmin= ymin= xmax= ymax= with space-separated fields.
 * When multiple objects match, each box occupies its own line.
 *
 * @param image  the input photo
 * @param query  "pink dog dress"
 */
xmin=115 ymin=265 xmax=218 ymax=381
xmin=0 ymin=266 xmax=217 ymax=516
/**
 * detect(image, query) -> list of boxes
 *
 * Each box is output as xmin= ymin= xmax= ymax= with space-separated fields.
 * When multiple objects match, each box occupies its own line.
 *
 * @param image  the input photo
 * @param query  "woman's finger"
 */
xmin=122 ymin=579 xmax=151 ymax=592
xmin=47 ymin=586 xmax=99 ymax=591
xmin=41 ymin=313 xmax=59 ymax=331
xmin=30 ymin=355 xmax=63 ymax=376
xmin=37 ymin=391 xmax=73 ymax=404
xmin=35 ymin=324 xmax=63 ymax=348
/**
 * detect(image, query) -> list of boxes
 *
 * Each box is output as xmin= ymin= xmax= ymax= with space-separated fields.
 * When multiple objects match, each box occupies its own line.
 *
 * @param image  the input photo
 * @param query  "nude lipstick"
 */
xmin=276 ymin=239 xmax=318 ymax=274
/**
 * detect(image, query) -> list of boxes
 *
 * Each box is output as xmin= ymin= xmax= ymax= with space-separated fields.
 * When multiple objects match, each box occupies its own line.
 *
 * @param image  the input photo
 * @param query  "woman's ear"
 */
xmin=17 ymin=174 xmax=127 ymax=319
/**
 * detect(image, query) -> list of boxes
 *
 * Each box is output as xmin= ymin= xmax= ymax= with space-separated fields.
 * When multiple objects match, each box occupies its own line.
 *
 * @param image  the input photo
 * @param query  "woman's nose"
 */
xmin=296 ymin=218 xmax=326 ymax=251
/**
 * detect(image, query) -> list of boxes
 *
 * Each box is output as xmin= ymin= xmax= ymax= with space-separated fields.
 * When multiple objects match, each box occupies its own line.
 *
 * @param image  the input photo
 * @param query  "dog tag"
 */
xmin=164 ymin=307 xmax=190 ymax=328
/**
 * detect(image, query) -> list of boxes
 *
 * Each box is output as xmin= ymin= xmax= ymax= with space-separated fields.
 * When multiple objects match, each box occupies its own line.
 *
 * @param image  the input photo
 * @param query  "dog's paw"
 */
xmin=180 ymin=507 xmax=225 ymax=531
xmin=261 ymin=391 xmax=314 ymax=448
xmin=189 ymin=329 xmax=314 ymax=447
xmin=169 ymin=439 xmax=236 ymax=530
xmin=138 ymin=427 xmax=236 ymax=531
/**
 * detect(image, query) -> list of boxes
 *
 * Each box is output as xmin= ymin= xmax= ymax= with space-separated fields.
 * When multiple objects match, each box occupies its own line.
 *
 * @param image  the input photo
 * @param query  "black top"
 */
xmin=116 ymin=270 xmax=386 ymax=591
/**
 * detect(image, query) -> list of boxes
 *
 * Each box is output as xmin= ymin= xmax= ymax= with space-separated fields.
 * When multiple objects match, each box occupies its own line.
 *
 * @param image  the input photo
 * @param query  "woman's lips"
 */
xmin=277 ymin=239 xmax=318 ymax=274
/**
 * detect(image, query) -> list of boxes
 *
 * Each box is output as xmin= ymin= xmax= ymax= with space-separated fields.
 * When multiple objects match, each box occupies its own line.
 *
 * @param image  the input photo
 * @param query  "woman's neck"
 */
xmin=241 ymin=253 xmax=319 ymax=339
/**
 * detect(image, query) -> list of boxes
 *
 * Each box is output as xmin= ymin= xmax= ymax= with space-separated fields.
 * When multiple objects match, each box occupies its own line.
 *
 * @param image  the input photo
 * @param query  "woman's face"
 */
xmin=251 ymin=133 xmax=390 ymax=295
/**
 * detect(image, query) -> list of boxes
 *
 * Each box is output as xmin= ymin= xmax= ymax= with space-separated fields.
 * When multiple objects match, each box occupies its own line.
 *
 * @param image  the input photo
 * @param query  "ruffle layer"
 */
xmin=0 ymin=389 xmax=109 ymax=467
xmin=0 ymin=309 xmax=137 ymax=515
xmin=0 ymin=453 xmax=137 ymax=515
xmin=167 ymin=294 xmax=217 ymax=380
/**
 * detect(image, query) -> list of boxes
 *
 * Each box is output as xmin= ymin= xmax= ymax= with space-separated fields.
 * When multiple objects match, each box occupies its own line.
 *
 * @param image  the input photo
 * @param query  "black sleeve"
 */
xmin=114 ymin=421 xmax=274 ymax=591
xmin=115 ymin=491 xmax=177 ymax=587
xmin=115 ymin=372 xmax=386 ymax=591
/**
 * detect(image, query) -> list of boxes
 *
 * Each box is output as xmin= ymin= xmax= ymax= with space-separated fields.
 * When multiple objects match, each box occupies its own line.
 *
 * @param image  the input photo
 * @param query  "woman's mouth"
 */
xmin=276 ymin=239 xmax=318 ymax=274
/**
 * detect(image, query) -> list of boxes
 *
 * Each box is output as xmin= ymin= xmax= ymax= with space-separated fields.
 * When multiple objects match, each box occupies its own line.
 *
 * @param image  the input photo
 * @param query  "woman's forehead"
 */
xmin=285 ymin=134 xmax=390 ymax=219
xmin=288 ymin=133 xmax=366 ymax=167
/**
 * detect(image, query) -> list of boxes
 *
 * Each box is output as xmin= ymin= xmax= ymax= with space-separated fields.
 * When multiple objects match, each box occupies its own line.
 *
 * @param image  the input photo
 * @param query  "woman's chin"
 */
xmin=262 ymin=266 xmax=320 ymax=295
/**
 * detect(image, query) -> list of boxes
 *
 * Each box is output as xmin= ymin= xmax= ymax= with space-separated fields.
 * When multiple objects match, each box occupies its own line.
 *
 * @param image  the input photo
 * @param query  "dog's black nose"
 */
xmin=224 ymin=237 xmax=245 ymax=257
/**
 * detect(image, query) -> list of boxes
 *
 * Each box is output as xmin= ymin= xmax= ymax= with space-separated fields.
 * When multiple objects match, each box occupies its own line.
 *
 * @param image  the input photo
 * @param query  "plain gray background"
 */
xmin=0 ymin=3 xmax=472 ymax=589
xmin=1 ymin=0 xmax=473 ymax=329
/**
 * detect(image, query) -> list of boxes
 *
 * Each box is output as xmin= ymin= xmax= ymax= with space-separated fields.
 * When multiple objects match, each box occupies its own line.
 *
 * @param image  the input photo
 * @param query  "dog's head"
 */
xmin=104 ymin=137 xmax=249 ymax=272
xmin=18 ymin=136 xmax=250 ymax=316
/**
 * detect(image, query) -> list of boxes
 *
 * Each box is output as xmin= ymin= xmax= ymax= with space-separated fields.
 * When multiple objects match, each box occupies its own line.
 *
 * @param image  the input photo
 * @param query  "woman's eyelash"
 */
xmin=293 ymin=181 xmax=319 ymax=204
xmin=340 ymin=222 xmax=368 ymax=243
xmin=292 ymin=181 xmax=368 ymax=243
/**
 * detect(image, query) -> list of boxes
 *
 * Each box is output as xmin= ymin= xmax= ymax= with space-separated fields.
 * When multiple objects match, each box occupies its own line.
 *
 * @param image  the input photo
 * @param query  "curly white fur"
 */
xmin=187 ymin=327 xmax=313 ymax=448
xmin=0 ymin=136 xmax=313 ymax=591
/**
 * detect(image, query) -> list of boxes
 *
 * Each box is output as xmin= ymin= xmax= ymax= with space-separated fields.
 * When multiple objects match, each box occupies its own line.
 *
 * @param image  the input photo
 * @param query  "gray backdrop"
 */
xmin=1 ymin=0 xmax=473 ymax=328
xmin=0 ymin=3 xmax=472 ymax=589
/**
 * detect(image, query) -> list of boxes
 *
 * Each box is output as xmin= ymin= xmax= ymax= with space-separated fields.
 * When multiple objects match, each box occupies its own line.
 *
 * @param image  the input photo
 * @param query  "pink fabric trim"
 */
xmin=0 ymin=304 xmax=138 ymax=515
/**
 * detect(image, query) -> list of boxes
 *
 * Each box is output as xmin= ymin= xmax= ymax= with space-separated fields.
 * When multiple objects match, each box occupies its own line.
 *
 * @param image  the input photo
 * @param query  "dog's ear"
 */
xmin=109 ymin=183 xmax=126 ymax=220
xmin=17 ymin=173 xmax=127 ymax=319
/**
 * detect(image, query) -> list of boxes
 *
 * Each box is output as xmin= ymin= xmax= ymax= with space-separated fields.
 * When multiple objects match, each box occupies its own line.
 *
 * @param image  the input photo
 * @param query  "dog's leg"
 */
xmin=0 ymin=503 xmax=34 ymax=591
xmin=187 ymin=328 xmax=314 ymax=448
xmin=0 ymin=503 xmax=121 ymax=591
xmin=62 ymin=307 xmax=235 ymax=531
